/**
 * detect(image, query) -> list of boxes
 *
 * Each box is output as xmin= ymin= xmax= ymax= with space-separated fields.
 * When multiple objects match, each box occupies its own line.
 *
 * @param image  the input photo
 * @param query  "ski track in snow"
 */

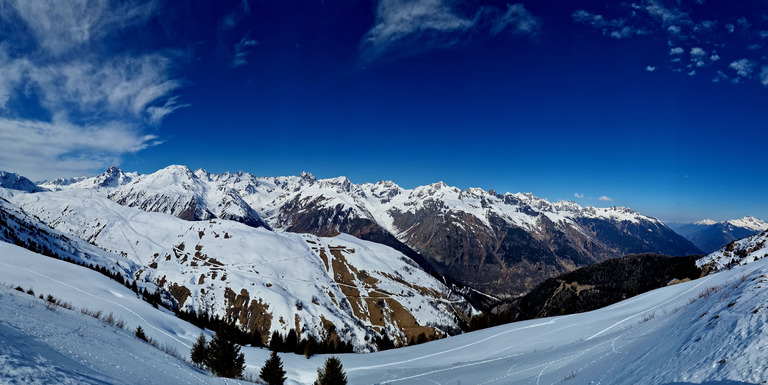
xmin=349 ymin=318 xmax=564 ymax=373
xmin=0 ymin=260 xmax=191 ymax=349
xmin=586 ymin=273 xmax=713 ymax=341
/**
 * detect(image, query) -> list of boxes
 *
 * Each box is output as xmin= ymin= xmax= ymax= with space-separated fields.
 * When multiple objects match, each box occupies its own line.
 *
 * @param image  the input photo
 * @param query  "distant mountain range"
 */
xmin=669 ymin=217 xmax=768 ymax=254
xmin=38 ymin=165 xmax=700 ymax=297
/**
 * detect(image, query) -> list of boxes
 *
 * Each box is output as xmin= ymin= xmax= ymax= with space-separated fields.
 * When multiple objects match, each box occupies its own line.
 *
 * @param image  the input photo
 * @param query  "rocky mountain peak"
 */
xmin=0 ymin=171 xmax=46 ymax=192
xmin=299 ymin=171 xmax=316 ymax=182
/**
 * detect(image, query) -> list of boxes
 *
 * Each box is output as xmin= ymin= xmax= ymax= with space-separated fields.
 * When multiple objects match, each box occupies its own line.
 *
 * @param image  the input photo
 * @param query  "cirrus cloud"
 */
xmin=599 ymin=196 xmax=614 ymax=202
xmin=0 ymin=0 xmax=185 ymax=180
xmin=361 ymin=0 xmax=538 ymax=63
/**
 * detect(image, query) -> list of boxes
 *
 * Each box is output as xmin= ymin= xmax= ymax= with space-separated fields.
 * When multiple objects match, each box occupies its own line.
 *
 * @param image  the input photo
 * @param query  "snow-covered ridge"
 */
xmin=697 ymin=230 xmax=768 ymax=271
xmin=41 ymin=165 xmax=269 ymax=229
xmin=691 ymin=216 xmax=767 ymax=232
xmin=37 ymin=165 xmax=659 ymax=233
xmin=0 ymin=171 xmax=47 ymax=193
xmin=3 ymin=187 xmax=474 ymax=349
xmin=727 ymin=216 xmax=768 ymax=232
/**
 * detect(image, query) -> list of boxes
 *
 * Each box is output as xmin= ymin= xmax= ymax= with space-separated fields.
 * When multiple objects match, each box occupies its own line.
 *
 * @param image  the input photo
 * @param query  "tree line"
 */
xmin=190 ymin=325 xmax=348 ymax=384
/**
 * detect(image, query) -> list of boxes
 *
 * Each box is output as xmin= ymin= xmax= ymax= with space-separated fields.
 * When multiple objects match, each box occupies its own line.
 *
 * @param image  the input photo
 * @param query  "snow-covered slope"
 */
xmin=675 ymin=216 xmax=768 ymax=253
xmin=697 ymin=229 xmax=768 ymax=271
xmin=3 ymin=236 xmax=766 ymax=384
xmin=0 ymin=242 xmax=249 ymax=385
xmin=3 ymin=187 xmax=474 ymax=349
xmin=0 ymin=194 xmax=137 ymax=278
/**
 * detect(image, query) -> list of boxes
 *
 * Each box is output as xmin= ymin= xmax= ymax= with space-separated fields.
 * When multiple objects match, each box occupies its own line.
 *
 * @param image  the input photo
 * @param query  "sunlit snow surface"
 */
xmin=2 ymin=240 xmax=767 ymax=384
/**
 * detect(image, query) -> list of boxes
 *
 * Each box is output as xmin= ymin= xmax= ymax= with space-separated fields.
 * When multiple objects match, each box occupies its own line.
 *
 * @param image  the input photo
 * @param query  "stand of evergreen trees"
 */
xmin=267 ymin=328 xmax=354 ymax=356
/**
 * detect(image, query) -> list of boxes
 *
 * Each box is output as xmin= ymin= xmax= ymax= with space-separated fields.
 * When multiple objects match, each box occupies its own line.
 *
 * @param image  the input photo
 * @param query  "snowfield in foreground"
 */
xmin=2 ymin=240 xmax=767 ymax=384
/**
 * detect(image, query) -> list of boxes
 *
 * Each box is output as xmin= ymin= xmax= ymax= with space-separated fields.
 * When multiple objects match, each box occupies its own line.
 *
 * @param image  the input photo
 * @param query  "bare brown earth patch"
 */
xmin=169 ymin=283 xmax=191 ymax=307
xmin=224 ymin=287 xmax=272 ymax=340
xmin=324 ymin=246 xmax=442 ymax=339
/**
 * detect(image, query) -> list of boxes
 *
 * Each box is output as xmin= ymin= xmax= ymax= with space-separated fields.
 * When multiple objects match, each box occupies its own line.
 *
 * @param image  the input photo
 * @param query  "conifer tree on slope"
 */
xmin=190 ymin=332 xmax=208 ymax=368
xmin=259 ymin=350 xmax=287 ymax=385
xmin=204 ymin=326 xmax=245 ymax=378
xmin=134 ymin=325 xmax=148 ymax=342
xmin=315 ymin=356 xmax=347 ymax=385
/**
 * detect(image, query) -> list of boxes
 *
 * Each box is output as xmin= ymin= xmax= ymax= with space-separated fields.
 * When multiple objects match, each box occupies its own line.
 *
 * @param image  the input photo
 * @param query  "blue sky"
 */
xmin=1 ymin=0 xmax=767 ymax=222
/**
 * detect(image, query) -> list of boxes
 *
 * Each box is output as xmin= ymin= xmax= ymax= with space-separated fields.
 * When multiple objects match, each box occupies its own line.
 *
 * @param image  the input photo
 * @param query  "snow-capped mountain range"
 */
xmin=39 ymin=166 xmax=700 ymax=296
xmin=672 ymin=216 xmax=768 ymax=254
xmin=0 ymin=181 xmax=475 ymax=350
xmin=49 ymin=166 xmax=702 ymax=295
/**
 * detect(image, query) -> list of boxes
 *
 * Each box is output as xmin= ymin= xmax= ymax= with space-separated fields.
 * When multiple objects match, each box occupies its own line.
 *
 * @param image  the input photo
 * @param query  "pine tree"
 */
xmin=314 ymin=356 xmax=347 ymax=385
xmin=135 ymin=325 xmax=148 ymax=342
xmin=269 ymin=330 xmax=284 ymax=352
xmin=259 ymin=350 xmax=287 ymax=385
xmin=204 ymin=327 xmax=245 ymax=378
xmin=284 ymin=329 xmax=298 ymax=353
xmin=190 ymin=332 xmax=208 ymax=368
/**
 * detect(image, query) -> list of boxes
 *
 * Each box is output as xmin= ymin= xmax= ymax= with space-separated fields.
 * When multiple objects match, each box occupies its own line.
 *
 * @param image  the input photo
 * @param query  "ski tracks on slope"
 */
xmin=0 ymin=261 xmax=191 ymax=349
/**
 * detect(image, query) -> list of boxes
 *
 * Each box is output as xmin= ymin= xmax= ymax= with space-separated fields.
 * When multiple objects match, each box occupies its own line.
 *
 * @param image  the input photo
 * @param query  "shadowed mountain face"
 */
xmin=39 ymin=166 xmax=701 ymax=296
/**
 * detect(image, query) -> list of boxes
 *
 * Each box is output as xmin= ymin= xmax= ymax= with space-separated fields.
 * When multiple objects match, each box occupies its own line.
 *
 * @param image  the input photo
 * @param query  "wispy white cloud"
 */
xmin=574 ymin=193 xmax=584 ymax=198
xmin=572 ymin=9 xmax=647 ymax=39
xmin=0 ymin=0 xmax=184 ymax=179
xmin=646 ymin=65 xmax=656 ymax=72
xmin=573 ymin=1 xmax=768 ymax=86
xmin=233 ymin=36 xmax=260 ymax=68
xmin=760 ymin=65 xmax=768 ymax=86
xmin=599 ymin=196 xmax=613 ymax=202
xmin=694 ymin=20 xmax=717 ymax=34
xmin=712 ymin=70 xmax=728 ymax=83
xmin=8 ymin=0 xmax=160 ymax=56
xmin=690 ymin=47 xmax=708 ymax=67
xmin=737 ymin=17 xmax=751 ymax=30
xmin=631 ymin=0 xmax=690 ymax=26
xmin=489 ymin=3 xmax=538 ymax=36
xmin=0 ymin=117 xmax=158 ymax=181
xmin=729 ymin=58 xmax=756 ymax=77
xmin=361 ymin=0 xmax=538 ymax=62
